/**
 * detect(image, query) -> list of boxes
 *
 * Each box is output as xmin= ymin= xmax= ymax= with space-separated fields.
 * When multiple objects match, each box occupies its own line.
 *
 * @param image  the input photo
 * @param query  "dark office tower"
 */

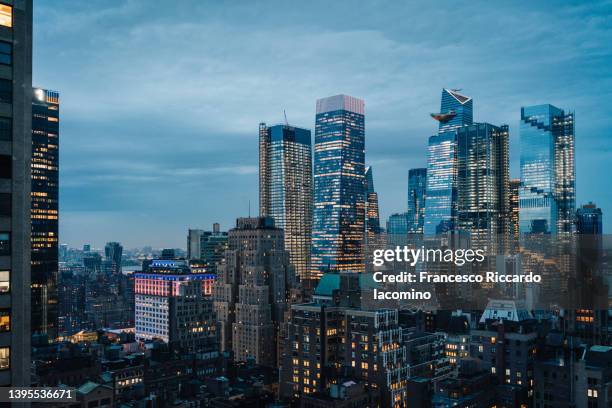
xmin=104 ymin=241 xmax=122 ymax=275
xmin=424 ymin=89 xmax=473 ymax=235
xmin=213 ymin=217 xmax=294 ymax=367
xmin=407 ymin=168 xmax=427 ymax=233
xmin=259 ymin=123 xmax=313 ymax=281
xmin=364 ymin=166 xmax=382 ymax=272
xmin=30 ymin=88 xmax=58 ymax=337
xmin=364 ymin=166 xmax=380 ymax=234
xmin=576 ymin=202 xmax=602 ymax=235
xmin=311 ymin=95 xmax=366 ymax=277
xmin=0 ymin=1 xmax=32 ymax=386
xmin=519 ymin=104 xmax=575 ymax=234
xmin=456 ymin=123 xmax=510 ymax=251
xmin=509 ymin=179 xmax=520 ymax=241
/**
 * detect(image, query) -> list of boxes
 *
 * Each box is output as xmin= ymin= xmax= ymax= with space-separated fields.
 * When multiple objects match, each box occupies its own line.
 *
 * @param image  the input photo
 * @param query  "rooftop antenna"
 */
xmin=248 ymin=199 xmax=251 ymax=217
xmin=283 ymin=109 xmax=288 ymax=125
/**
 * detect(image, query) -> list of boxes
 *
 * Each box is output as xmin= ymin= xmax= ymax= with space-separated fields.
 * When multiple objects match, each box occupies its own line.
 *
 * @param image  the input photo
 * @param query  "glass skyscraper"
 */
xmin=407 ymin=168 xmax=427 ymax=233
xmin=424 ymin=89 xmax=473 ymax=235
xmin=456 ymin=123 xmax=510 ymax=250
xmin=519 ymin=104 xmax=575 ymax=234
xmin=259 ymin=123 xmax=312 ymax=281
xmin=31 ymin=88 xmax=59 ymax=337
xmin=311 ymin=95 xmax=365 ymax=277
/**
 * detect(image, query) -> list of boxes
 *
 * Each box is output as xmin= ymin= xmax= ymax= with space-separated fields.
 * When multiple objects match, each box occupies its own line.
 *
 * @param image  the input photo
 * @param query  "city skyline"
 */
xmin=33 ymin=0 xmax=612 ymax=247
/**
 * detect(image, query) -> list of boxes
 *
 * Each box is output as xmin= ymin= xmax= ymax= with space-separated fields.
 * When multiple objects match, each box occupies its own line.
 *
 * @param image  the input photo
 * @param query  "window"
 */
xmin=0 ymin=5 xmax=11 ymax=28
xmin=0 ymin=347 xmax=8 ymax=370
xmin=0 ymin=193 xmax=9 ymax=216
xmin=0 ymin=309 xmax=8 ymax=332
xmin=0 ymin=41 xmax=9 ymax=65
xmin=0 ymin=117 xmax=10 ymax=140
xmin=0 ymin=79 xmax=10 ymax=103
xmin=0 ymin=234 xmax=8 ymax=256
xmin=0 ymin=155 xmax=9 ymax=178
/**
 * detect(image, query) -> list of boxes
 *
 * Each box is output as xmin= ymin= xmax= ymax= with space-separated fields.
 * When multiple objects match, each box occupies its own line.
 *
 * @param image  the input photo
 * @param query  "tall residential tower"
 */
xmin=259 ymin=123 xmax=312 ymax=281
xmin=311 ymin=95 xmax=365 ymax=277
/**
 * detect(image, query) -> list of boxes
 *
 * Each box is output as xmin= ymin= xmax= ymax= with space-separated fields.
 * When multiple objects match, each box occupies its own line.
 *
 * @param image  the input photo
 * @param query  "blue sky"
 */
xmin=33 ymin=0 xmax=612 ymax=248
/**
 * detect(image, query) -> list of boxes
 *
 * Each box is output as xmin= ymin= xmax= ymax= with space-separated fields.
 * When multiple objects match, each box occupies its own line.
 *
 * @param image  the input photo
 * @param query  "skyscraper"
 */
xmin=509 ymin=179 xmax=520 ymax=241
xmin=364 ymin=166 xmax=383 ymax=272
xmin=519 ymin=104 xmax=575 ymax=234
xmin=576 ymin=202 xmax=602 ymax=235
xmin=311 ymin=94 xmax=366 ymax=277
xmin=259 ymin=123 xmax=312 ymax=281
xmin=424 ymin=89 xmax=473 ymax=235
xmin=407 ymin=168 xmax=427 ymax=233
xmin=364 ymin=166 xmax=381 ymax=235
xmin=0 ymin=0 xmax=32 ymax=387
xmin=456 ymin=123 xmax=510 ymax=250
xmin=213 ymin=217 xmax=294 ymax=367
xmin=31 ymin=88 xmax=59 ymax=337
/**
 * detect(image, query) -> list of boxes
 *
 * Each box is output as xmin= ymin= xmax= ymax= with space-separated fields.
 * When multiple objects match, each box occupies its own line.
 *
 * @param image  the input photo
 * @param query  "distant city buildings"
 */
xmin=259 ymin=123 xmax=313 ymax=282
xmin=519 ymin=104 xmax=575 ymax=234
xmin=424 ymin=88 xmax=473 ymax=235
xmin=31 ymin=88 xmax=59 ymax=338
xmin=311 ymin=95 xmax=366 ymax=276
xmin=407 ymin=168 xmax=427 ymax=233
xmin=187 ymin=224 xmax=228 ymax=274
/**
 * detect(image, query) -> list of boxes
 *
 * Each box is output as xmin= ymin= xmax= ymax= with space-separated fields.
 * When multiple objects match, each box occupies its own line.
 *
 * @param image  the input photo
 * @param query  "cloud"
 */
xmin=33 ymin=0 xmax=612 ymax=246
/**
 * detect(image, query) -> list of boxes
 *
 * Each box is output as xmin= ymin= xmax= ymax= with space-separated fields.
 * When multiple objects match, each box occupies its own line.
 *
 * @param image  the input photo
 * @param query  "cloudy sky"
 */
xmin=33 ymin=0 xmax=612 ymax=249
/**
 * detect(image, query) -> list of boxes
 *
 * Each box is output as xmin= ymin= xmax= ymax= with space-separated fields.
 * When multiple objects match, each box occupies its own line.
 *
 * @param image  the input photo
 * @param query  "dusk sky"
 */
xmin=33 ymin=0 xmax=612 ymax=249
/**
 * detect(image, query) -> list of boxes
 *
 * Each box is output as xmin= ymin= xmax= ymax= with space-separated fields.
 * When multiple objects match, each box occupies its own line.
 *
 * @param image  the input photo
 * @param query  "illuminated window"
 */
xmin=0 ymin=270 xmax=8 ymax=292
xmin=0 ymin=347 xmax=8 ymax=370
xmin=0 ymin=5 xmax=11 ymax=28
xmin=0 ymin=309 xmax=8 ymax=332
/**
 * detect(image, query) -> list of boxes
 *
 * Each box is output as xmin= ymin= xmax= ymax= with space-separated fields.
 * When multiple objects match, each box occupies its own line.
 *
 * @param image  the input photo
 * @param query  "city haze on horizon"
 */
xmin=32 ymin=0 xmax=612 ymax=248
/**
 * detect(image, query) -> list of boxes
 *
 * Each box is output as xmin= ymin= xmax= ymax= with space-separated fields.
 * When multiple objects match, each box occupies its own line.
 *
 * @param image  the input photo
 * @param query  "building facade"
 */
xmin=0 ymin=0 xmax=32 ymax=386
xmin=31 ymin=87 xmax=59 ymax=337
xmin=424 ymin=88 xmax=473 ymax=235
xmin=456 ymin=122 xmax=510 ymax=250
xmin=213 ymin=217 xmax=294 ymax=367
xmin=519 ymin=104 xmax=575 ymax=234
xmin=311 ymin=95 xmax=366 ymax=277
xmin=509 ymin=179 xmax=520 ymax=241
xmin=259 ymin=123 xmax=312 ymax=281
xmin=134 ymin=259 xmax=217 ymax=353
